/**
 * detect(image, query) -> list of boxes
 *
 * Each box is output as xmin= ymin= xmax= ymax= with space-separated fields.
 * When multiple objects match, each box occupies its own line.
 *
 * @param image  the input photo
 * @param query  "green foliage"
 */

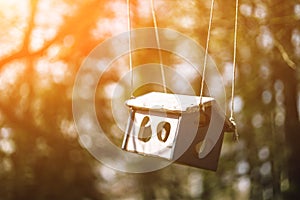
xmin=0 ymin=0 xmax=299 ymax=199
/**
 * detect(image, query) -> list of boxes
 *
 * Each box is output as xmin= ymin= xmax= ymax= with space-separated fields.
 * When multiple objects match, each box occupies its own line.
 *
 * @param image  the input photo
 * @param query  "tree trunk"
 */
xmin=282 ymin=66 xmax=300 ymax=199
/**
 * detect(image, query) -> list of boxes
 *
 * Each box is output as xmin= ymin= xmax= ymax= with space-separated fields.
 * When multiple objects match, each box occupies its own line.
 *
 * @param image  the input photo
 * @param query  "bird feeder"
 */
xmin=122 ymin=0 xmax=239 ymax=171
xmin=122 ymin=92 xmax=234 ymax=171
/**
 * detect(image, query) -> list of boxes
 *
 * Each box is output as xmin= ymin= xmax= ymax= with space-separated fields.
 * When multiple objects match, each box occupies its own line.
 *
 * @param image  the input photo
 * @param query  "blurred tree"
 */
xmin=0 ymin=0 xmax=106 ymax=199
xmin=269 ymin=1 xmax=300 ymax=199
xmin=0 ymin=0 xmax=299 ymax=200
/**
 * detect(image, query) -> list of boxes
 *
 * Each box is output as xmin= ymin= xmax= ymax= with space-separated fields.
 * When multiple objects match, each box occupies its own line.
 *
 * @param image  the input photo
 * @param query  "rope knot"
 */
xmin=229 ymin=117 xmax=239 ymax=142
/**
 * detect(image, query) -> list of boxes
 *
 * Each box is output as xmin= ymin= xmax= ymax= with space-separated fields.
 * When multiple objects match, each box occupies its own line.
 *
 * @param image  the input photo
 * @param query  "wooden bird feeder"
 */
xmin=122 ymin=0 xmax=239 ymax=171
xmin=122 ymin=92 xmax=234 ymax=171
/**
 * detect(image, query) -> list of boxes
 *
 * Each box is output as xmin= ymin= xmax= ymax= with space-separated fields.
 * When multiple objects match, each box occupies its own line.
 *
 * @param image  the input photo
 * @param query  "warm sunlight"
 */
xmin=0 ymin=0 xmax=19 ymax=8
xmin=0 ymin=0 xmax=29 ymax=58
xmin=0 ymin=0 xmax=28 ymax=17
xmin=0 ymin=0 xmax=299 ymax=199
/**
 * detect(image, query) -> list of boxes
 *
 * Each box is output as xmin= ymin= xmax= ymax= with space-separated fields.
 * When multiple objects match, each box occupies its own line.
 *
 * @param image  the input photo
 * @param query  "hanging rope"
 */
xmin=127 ymin=0 xmax=134 ymax=98
xmin=150 ymin=0 xmax=167 ymax=93
xmin=230 ymin=0 xmax=239 ymax=141
xmin=199 ymin=0 xmax=215 ymax=107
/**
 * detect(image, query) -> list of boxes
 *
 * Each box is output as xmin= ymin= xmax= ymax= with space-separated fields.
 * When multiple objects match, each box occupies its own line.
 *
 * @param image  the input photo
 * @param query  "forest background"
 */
xmin=0 ymin=0 xmax=299 ymax=199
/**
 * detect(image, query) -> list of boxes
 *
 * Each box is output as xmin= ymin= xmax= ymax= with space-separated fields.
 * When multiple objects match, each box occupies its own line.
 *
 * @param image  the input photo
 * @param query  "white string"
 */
xmin=199 ymin=0 xmax=215 ymax=106
xmin=150 ymin=0 xmax=167 ymax=93
xmin=127 ymin=0 xmax=134 ymax=98
xmin=230 ymin=0 xmax=239 ymax=141
xmin=230 ymin=0 xmax=239 ymax=120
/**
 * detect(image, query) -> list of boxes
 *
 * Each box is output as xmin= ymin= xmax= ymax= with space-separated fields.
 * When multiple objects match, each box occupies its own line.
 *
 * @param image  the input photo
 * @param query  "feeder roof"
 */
xmin=126 ymin=92 xmax=214 ymax=113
